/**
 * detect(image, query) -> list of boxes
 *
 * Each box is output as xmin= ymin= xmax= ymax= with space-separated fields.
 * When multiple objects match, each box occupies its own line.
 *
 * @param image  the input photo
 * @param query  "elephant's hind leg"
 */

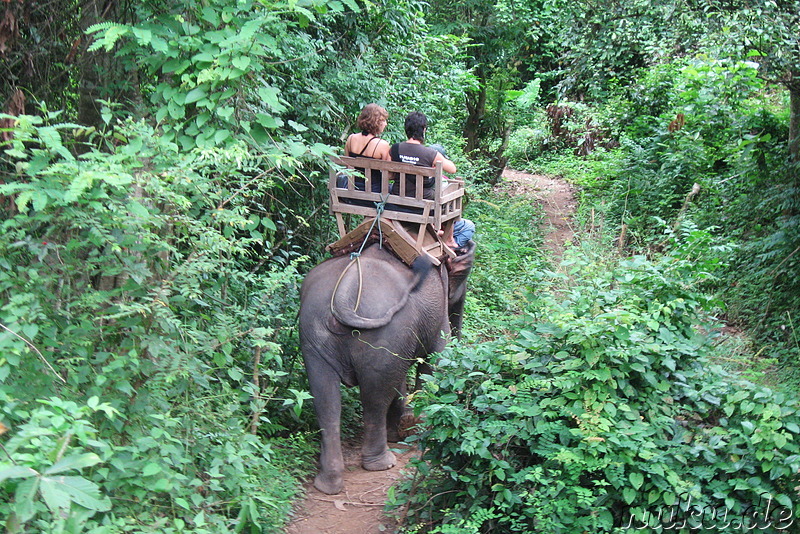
xmin=306 ymin=358 xmax=345 ymax=495
xmin=359 ymin=379 xmax=397 ymax=471
xmin=386 ymin=388 xmax=406 ymax=443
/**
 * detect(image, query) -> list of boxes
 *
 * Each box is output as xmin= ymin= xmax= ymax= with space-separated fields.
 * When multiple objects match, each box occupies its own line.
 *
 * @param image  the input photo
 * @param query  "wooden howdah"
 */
xmin=326 ymin=155 xmax=465 ymax=265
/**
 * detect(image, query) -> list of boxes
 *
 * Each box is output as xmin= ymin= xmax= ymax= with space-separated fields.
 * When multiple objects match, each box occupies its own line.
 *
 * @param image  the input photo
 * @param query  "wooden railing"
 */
xmin=328 ymin=156 xmax=464 ymax=239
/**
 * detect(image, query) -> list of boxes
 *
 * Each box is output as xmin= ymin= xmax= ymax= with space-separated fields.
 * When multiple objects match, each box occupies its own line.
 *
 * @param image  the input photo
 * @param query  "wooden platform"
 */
xmin=328 ymin=156 xmax=465 ymax=264
xmin=326 ymin=218 xmax=450 ymax=266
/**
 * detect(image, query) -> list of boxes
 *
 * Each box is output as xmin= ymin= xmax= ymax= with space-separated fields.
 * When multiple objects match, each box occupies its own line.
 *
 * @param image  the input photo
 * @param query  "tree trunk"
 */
xmin=463 ymin=68 xmax=487 ymax=154
xmin=488 ymin=124 xmax=511 ymax=184
xmin=788 ymin=70 xmax=800 ymax=165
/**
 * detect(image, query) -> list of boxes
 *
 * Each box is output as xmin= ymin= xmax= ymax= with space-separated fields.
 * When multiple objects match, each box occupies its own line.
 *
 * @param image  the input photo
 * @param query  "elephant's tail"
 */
xmin=330 ymin=254 xmax=432 ymax=329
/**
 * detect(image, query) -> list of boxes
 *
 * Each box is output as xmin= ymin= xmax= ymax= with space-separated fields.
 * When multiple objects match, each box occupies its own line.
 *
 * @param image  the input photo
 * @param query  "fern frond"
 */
xmin=86 ymin=21 xmax=120 ymax=34
xmin=87 ymin=23 xmax=131 ymax=52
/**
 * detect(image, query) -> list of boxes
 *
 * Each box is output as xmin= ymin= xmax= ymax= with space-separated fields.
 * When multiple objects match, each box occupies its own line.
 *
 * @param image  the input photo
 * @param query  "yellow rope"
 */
xmin=331 ymin=255 xmax=364 ymax=314
xmin=355 ymin=254 xmax=363 ymax=310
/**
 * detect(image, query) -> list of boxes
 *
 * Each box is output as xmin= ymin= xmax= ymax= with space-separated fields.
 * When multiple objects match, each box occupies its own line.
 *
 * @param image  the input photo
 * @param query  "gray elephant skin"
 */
xmin=299 ymin=240 xmax=475 ymax=495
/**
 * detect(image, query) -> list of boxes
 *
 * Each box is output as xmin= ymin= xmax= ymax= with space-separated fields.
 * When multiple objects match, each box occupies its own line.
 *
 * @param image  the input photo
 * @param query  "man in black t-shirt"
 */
xmin=390 ymin=112 xmax=475 ymax=250
xmin=390 ymin=112 xmax=457 ymax=199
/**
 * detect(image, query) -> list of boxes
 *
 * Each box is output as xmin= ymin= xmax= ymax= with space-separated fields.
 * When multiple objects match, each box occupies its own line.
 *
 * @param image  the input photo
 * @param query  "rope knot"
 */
xmin=374 ymin=195 xmax=388 ymax=215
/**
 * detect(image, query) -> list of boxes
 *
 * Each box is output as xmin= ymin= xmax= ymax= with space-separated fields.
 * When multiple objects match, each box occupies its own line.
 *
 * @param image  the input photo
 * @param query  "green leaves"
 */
xmin=0 ymin=466 xmax=38 ymax=483
xmin=0 ymin=405 xmax=112 ymax=531
xmin=86 ymin=22 xmax=130 ymax=52
xmin=258 ymin=85 xmax=287 ymax=114
xmin=629 ymin=471 xmax=644 ymax=490
xmin=86 ymin=0 xmax=338 ymax=157
xmin=397 ymin=250 xmax=800 ymax=532
xmin=184 ymin=87 xmax=208 ymax=105
xmin=45 ymin=453 xmax=103 ymax=475
xmin=39 ymin=475 xmax=111 ymax=513
xmin=622 ymin=487 xmax=637 ymax=505
xmin=0 ymin=111 xmax=314 ymax=531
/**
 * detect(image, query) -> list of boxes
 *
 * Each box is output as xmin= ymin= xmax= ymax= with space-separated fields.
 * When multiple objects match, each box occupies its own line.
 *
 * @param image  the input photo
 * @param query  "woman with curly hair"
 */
xmin=343 ymin=104 xmax=391 ymax=192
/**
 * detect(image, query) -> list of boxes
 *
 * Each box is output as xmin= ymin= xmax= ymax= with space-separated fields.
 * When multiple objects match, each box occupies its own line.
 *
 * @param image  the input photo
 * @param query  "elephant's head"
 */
xmin=446 ymin=240 xmax=476 ymax=339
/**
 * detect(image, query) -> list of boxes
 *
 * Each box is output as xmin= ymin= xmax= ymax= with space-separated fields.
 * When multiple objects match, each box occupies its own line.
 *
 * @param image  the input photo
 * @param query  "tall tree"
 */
xmin=715 ymin=1 xmax=800 ymax=164
xmin=426 ymin=0 xmax=559 ymax=182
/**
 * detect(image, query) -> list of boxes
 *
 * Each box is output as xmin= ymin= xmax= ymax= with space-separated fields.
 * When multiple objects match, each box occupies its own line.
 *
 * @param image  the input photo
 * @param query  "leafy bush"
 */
xmin=589 ymin=57 xmax=773 ymax=241
xmin=0 ymin=115 xmax=316 ymax=532
xmin=531 ymin=56 xmax=800 ymax=373
xmin=505 ymin=97 xmax=620 ymax=169
xmin=458 ymin=185 xmax=548 ymax=341
xmin=0 ymin=398 xmax=115 ymax=531
xmin=393 ymin=244 xmax=800 ymax=532
xmin=504 ymin=125 xmax=550 ymax=170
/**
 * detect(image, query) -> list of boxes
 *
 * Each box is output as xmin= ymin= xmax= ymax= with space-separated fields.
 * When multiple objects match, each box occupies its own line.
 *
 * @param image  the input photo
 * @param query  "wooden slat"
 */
xmin=388 ymin=221 xmax=442 ymax=266
xmin=326 ymin=218 xmax=442 ymax=266
xmin=383 ymin=220 xmax=439 ymax=266
xmin=335 ymin=213 xmax=346 ymax=237
xmin=332 ymin=156 xmax=438 ymax=176
xmin=415 ymin=202 xmax=431 ymax=251
xmin=330 ymin=189 xmax=431 ymax=207
xmin=439 ymin=211 xmax=461 ymax=223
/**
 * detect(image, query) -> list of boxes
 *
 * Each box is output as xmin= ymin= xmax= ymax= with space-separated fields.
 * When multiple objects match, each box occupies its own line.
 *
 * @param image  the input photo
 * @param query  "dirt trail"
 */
xmin=498 ymin=168 xmax=577 ymax=261
xmin=285 ymin=440 xmax=413 ymax=534
xmin=284 ymin=168 xmax=576 ymax=534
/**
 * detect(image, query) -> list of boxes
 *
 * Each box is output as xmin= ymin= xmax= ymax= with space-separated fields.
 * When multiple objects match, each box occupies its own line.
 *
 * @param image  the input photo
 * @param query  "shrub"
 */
xmin=459 ymin=185 xmax=548 ymax=341
xmin=393 ymin=245 xmax=800 ymax=532
xmin=0 ymin=115 xmax=315 ymax=532
xmin=538 ymin=57 xmax=800 ymax=372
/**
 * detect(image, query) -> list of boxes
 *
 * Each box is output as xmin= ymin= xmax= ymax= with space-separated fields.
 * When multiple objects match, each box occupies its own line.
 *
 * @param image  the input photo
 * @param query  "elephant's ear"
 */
xmin=446 ymin=240 xmax=476 ymax=339
xmin=447 ymin=240 xmax=476 ymax=288
xmin=330 ymin=255 xmax=426 ymax=329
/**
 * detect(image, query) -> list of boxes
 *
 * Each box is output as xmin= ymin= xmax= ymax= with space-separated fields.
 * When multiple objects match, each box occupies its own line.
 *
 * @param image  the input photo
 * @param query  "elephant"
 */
xmin=299 ymin=239 xmax=476 ymax=495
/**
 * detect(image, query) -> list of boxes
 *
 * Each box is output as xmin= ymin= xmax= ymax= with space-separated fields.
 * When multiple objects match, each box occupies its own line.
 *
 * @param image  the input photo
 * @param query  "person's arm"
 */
xmin=344 ymin=134 xmax=353 ymax=155
xmin=434 ymin=152 xmax=456 ymax=174
xmin=389 ymin=143 xmax=400 ymax=162
xmin=378 ymin=140 xmax=393 ymax=161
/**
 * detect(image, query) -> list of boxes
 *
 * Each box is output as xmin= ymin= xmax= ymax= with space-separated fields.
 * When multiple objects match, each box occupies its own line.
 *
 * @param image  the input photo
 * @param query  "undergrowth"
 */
xmin=461 ymin=184 xmax=549 ymax=342
xmin=505 ymin=57 xmax=800 ymax=382
xmin=392 ymin=237 xmax=800 ymax=533
xmin=0 ymin=116 xmax=318 ymax=533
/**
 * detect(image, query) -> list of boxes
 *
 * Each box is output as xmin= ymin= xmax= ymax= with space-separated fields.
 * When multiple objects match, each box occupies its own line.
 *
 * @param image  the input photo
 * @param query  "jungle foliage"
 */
xmin=0 ymin=112 xmax=316 ymax=532
xmin=0 ymin=0 xmax=470 ymax=531
xmin=399 ymin=246 xmax=800 ymax=532
xmin=2 ymin=0 xmax=800 ymax=532
xmin=503 ymin=3 xmax=800 ymax=382
xmin=393 ymin=201 xmax=800 ymax=533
